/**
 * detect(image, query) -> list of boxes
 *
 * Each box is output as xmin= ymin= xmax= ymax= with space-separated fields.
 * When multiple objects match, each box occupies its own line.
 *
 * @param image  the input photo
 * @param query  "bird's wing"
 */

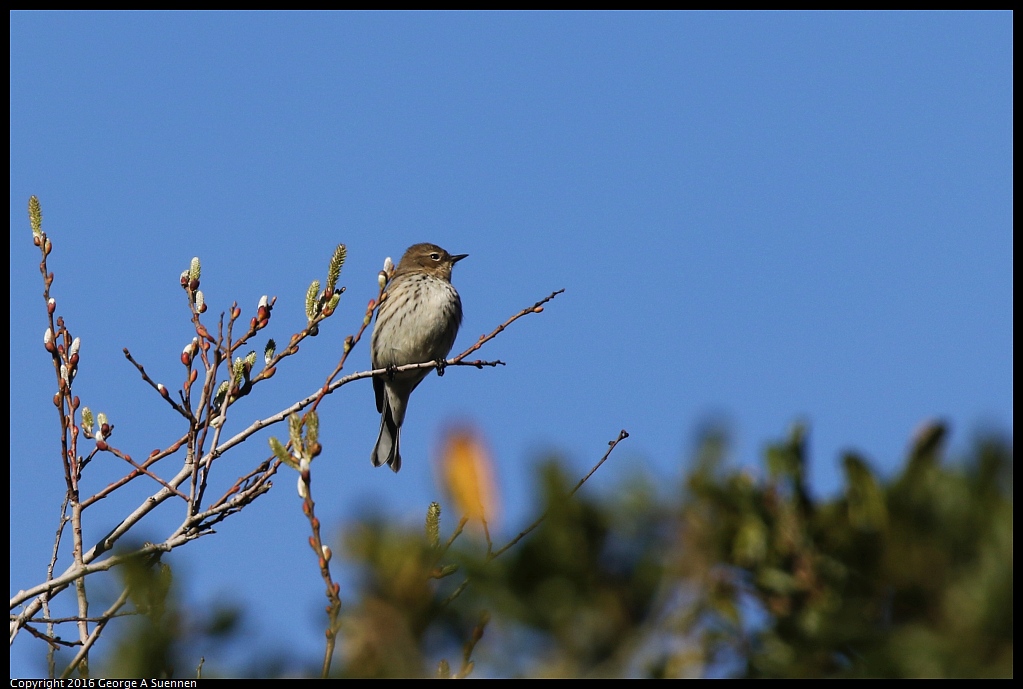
xmin=374 ymin=375 xmax=385 ymax=414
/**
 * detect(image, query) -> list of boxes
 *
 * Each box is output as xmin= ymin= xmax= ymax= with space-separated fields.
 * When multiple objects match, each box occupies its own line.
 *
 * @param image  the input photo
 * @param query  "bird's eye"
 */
xmin=430 ymin=253 xmax=441 ymax=261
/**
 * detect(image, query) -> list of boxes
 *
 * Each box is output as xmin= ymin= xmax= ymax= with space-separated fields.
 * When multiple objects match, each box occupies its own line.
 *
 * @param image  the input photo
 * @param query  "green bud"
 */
xmin=213 ymin=381 xmax=229 ymax=408
xmin=28 ymin=196 xmax=42 ymax=238
xmin=288 ymin=413 xmax=302 ymax=446
xmin=305 ymin=280 xmax=320 ymax=322
xmin=269 ymin=436 xmax=297 ymax=469
xmin=426 ymin=502 xmax=441 ymax=548
xmin=436 ymin=564 xmax=459 ymax=578
xmin=326 ymin=244 xmax=347 ymax=293
xmin=305 ymin=410 xmax=318 ymax=446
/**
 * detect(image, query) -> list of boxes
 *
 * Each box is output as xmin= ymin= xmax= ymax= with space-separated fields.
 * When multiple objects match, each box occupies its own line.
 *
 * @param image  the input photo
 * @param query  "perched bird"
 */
xmin=370 ymin=243 xmax=467 ymax=472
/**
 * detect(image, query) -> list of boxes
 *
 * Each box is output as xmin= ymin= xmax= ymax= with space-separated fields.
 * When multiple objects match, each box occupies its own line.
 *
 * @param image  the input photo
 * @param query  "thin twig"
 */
xmin=488 ymin=430 xmax=629 ymax=561
xmin=81 ymin=435 xmax=188 ymax=509
xmin=16 ymin=611 xmax=139 ymax=624
xmin=296 ymin=464 xmax=343 ymax=679
xmin=453 ymin=612 xmax=489 ymax=679
xmin=310 ymin=282 xmax=385 ymax=413
xmin=122 ymin=349 xmax=192 ymax=419
xmin=453 ymin=289 xmax=565 ymax=365
xmin=44 ymin=493 xmax=71 ymax=676
xmin=60 ymin=587 xmax=132 ymax=679
xmin=104 ymin=446 xmax=189 ymax=501
xmin=21 ymin=624 xmax=79 ymax=649
xmin=435 ymin=430 xmax=629 ymax=614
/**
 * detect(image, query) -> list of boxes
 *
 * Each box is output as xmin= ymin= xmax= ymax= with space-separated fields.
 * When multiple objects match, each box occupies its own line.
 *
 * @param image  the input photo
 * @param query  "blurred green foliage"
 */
xmin=94 ymin=554 xmax=243 ymax=679
xmin=92 ymin=422 xmax=1012 ymax=678
xmin=679 ymin=423 xmax=1012 ymax=678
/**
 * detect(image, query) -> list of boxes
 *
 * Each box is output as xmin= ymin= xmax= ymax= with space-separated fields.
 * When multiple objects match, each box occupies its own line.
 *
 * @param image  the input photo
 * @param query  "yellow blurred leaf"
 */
xmin=438 ymin=426 xmax=499 ymax=529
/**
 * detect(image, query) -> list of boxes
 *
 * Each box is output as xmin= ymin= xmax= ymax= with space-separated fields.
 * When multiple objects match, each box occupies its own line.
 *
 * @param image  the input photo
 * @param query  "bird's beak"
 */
xmin=451 ymin=253 xmax=469 ymax=263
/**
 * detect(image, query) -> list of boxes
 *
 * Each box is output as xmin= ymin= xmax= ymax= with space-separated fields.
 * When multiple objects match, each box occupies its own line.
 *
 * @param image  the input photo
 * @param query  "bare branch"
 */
xmin=60 ymin=587 xmax=132 ymax=679
xmin=489 ymin=429 xmax=629 ymax=561
xmin=122 ymin=349 xmax=192 ymax=420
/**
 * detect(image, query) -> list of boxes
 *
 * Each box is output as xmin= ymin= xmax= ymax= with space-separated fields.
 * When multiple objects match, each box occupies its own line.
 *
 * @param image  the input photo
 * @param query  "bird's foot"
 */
xmin=386 ymin=363 xmax=398 ymax=380
xmin=435 ymin=358 xmax=448 ymax=377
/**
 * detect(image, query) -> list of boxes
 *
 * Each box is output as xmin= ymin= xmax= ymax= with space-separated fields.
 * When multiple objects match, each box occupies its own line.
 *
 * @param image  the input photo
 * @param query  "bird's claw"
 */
xmin=435 ymin=359 xmax=447 ymax=377
xmin=386 ymin=363 xmax=398 ymax=381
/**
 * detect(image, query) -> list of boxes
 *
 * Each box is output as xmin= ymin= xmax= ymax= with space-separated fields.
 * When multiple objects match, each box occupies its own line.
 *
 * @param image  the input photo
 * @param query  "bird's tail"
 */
xmin=371 ymin=400 xmax=402 ymax=473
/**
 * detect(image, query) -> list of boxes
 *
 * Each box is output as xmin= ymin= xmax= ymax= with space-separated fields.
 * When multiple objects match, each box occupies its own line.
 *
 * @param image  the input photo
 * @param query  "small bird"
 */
xmin=370 ymin=243 xmax=467 ymax=472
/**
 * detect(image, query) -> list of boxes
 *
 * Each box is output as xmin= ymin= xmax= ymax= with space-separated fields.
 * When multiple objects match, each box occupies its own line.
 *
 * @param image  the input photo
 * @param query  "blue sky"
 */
xmin=10 ymin=12 xmax=1012 ymax=677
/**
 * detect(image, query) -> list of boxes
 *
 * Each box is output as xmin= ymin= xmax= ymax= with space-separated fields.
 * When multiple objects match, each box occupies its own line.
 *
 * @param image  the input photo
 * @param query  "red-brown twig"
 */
xmin=296 ymin=464 xmax=343 ymax=679
xmin=102 ymin=445 xmax=190 ymax=502
xmin=122 ymin=349 xmax=192 ymax=419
